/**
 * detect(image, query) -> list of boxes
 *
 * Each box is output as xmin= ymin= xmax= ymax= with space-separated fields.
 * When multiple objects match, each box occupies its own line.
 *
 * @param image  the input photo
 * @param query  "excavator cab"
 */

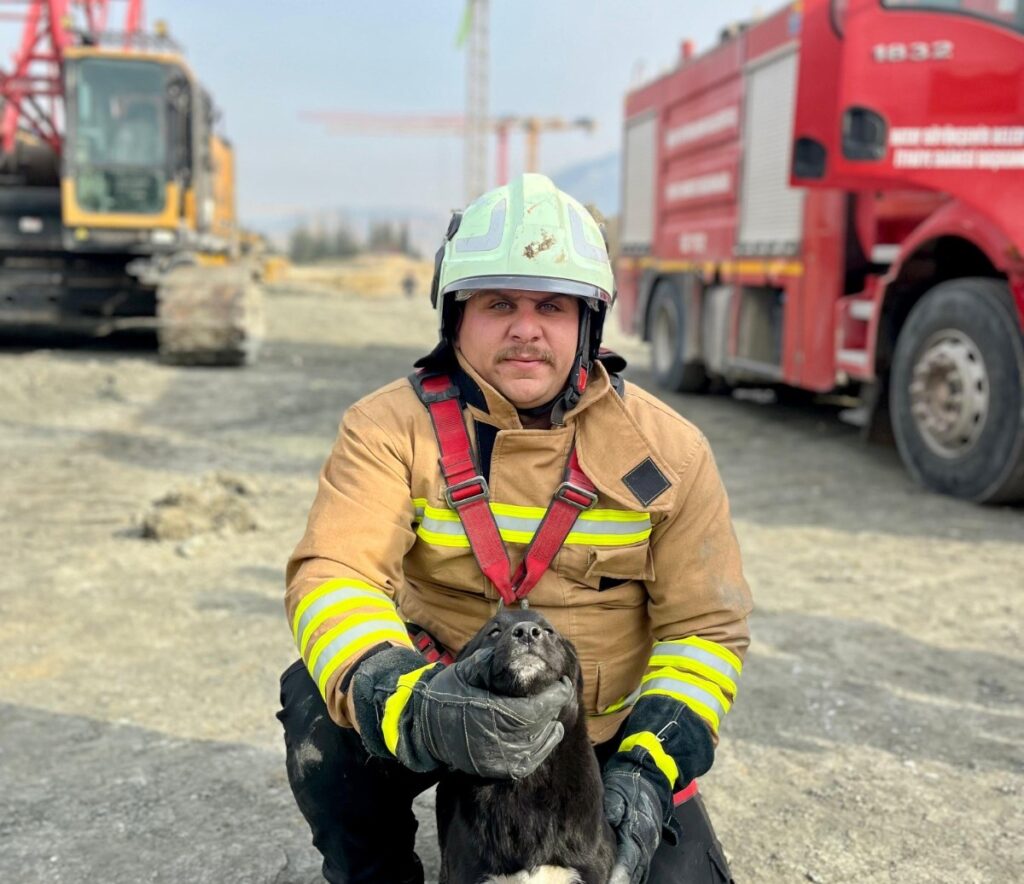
xmin=0 ymin=7 xmax=260 ymax=366
xmin=61 ymin=46 xmax=231 ymax=256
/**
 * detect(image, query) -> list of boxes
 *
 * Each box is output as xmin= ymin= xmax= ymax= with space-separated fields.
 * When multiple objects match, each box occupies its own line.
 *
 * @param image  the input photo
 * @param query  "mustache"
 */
xmin=496 ymin=346 xmax=555 ymax=365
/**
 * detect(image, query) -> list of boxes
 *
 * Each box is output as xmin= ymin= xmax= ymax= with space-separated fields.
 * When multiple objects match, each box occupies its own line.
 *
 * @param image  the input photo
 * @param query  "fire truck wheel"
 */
xmin=649 ymin=280 xmax=708 ymax=393
xmin=890 ymin=277 xmax=1024 ymax=503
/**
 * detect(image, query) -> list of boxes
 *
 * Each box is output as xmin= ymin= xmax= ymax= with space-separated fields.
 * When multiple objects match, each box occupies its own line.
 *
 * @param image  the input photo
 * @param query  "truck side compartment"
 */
xmin=618 ymin=0 xmax=1024 ymax=502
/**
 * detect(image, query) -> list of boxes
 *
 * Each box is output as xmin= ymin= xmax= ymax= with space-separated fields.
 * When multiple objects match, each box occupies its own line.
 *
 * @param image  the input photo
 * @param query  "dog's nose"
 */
xmin=511 ymin=622 xmax=544 ymax=644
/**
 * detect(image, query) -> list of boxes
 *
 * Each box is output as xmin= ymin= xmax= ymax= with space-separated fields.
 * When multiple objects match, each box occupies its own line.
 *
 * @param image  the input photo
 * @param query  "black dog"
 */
xmin=436 ymin=609 xmax=615 ymax=884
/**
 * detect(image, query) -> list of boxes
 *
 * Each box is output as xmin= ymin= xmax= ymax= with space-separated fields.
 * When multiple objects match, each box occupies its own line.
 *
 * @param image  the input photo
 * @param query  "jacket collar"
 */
xmin=568 ymin=364 xmax=679 ymax=514
xmin=453 ymin=348 xmax=522 ymax=428
xmin=450 ymin=351 xmax=678 ymax=514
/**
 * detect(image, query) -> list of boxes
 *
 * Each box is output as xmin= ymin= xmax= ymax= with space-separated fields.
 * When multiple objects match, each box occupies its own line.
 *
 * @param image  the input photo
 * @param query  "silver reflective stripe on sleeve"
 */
xmin=650 ymin=639 xmax=741 ymax=693
xmin=294 ymin=586 xmax=391 ymax=651
xmin=310 ymin=616 xmax=409 ymax=686
xmin=640 ymin=675 xmax=728 ymax=729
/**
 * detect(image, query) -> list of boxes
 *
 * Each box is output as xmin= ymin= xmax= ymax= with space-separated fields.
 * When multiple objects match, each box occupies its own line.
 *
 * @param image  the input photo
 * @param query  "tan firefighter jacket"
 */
xmin=285 ymin=352 xmax=752 ymax=745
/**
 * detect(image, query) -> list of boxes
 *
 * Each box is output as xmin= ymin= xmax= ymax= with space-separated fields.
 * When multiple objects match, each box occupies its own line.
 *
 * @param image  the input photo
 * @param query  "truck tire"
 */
xmin=649 ymin=279 xmax=708 ymax=393
xmin=156 ymin=265 xmax=264 ymax=367
xmin=890 ymin=277 xmax=1024 ymax=503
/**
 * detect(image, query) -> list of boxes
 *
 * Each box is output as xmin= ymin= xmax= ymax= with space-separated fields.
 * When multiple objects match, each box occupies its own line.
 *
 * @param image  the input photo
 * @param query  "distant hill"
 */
xmin=552 ymin=152 xmax=621 ymax=218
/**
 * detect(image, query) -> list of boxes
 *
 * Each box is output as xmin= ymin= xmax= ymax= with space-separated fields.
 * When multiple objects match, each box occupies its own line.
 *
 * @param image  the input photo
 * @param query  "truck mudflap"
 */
xmin=156 ymin=264 xmax=264 ymax=367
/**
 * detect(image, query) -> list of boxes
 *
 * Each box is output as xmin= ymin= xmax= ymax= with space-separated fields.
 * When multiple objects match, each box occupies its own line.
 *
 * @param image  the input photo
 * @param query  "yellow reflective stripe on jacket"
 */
xmin=293 ymin=582 xmax=397 ymax=658
xmin=411 ymin=498 xmax=651 ymax=548
xmin=381 ymin=663 xmax=438 ymax=755
xmin=639 ymin=667 xmax=731 ymax=733
xmin=619 ymin=731 xmax=679 ymax=789
xmin=648 ymin=636 xmax=743 ymax=697
xmin=291 ymin=578 xmax=383 ymax=643
xmin=306 ymin=610 xmax=413 ymax=699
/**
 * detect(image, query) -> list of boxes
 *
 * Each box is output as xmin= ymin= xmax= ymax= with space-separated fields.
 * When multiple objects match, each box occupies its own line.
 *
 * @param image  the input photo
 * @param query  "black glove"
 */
xmin=350 ymin=644 xmax=575 ymax=779
xmin=604 ymin=695 xmax=716 ymax=883
xmin=604 ymin=764 xmax=667 ymax=884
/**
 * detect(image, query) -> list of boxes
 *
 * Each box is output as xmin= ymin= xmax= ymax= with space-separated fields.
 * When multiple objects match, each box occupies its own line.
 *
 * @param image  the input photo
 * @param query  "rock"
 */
xmin=139 ymin=473 xmax=259 ymax=541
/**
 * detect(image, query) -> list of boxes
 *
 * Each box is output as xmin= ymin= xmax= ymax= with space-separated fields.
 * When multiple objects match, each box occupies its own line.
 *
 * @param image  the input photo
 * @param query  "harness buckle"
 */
xmin=554 ymin=481 xmax=598 ymax=511
xmin=445 ymin=475 xmax=490 ymax=509
xmin=409 ymin=371 xmax=460 ymax=405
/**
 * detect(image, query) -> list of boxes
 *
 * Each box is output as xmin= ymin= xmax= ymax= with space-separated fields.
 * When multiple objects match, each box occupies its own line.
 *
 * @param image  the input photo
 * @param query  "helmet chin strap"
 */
xmin=548 ymin=308 xmax=593 ymax=428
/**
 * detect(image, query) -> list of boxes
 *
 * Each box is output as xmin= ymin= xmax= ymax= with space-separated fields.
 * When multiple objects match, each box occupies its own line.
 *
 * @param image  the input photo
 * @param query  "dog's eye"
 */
xmin=544 ymin=628 xmax=554 ymax=635
xmin=489 ymin=627 xmax=501 ymax=637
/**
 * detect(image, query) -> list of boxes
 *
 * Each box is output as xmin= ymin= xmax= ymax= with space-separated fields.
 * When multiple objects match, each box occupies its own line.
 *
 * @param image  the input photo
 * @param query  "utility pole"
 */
xmin=464 ymin=0 xmax=489 ymax=204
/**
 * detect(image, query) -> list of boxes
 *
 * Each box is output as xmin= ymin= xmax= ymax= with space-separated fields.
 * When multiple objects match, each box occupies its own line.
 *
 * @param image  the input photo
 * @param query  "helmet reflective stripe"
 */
xmin=568 ymin=204 xmax=608 ymax=263
xmin=455 ymin=199 xmax=506 ymax=253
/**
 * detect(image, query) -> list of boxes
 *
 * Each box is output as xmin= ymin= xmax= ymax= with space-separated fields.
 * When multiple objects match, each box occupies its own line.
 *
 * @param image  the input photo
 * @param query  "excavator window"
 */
xmin=70 ymin=58 xmax=170 ymax=214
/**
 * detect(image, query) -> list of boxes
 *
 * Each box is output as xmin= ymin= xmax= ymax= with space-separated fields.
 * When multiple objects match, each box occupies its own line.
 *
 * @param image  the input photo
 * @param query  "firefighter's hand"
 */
xmin=351 ymin=645 xmax=574 ymax=779
xmin=603 ymin=765 xmax=669 ymax=884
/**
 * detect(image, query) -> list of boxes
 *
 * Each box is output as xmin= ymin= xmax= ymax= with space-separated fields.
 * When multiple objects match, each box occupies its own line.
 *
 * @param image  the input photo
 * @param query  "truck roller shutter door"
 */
xmin=738 ymin=49 xmax=804 ymax=254
xmin=622 ymin=113 xmax=657 ymax=252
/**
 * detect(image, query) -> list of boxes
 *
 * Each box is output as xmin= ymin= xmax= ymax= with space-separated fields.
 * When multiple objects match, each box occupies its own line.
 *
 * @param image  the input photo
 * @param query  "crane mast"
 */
xmin=463 ymin=0 xmax=489 ymax=203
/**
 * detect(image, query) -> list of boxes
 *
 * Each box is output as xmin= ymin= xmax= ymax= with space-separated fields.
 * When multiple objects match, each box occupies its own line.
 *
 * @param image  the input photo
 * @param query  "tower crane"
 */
xmin=301 ymin=111 xmax=595 ymax=191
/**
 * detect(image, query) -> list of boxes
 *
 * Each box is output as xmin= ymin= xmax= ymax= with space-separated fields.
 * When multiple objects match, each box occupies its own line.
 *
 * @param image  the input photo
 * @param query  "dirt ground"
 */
xmin=1 ymin=277 xmax=1021 ymax=883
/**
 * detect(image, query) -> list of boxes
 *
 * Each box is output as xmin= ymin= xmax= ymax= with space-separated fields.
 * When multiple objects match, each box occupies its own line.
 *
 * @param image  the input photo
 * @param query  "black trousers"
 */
xmin=277 ymin=659 xmax=734 ymax=884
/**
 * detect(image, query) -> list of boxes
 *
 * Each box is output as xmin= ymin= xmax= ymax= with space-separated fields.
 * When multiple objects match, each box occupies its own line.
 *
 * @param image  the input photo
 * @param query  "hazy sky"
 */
xmin=145 ymin=1 xmax=765 ymax=223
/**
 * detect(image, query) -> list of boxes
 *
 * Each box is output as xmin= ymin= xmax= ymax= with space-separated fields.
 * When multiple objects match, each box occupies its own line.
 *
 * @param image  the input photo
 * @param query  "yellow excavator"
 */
xmin=0 ymin=6 xmax=262 ymax=365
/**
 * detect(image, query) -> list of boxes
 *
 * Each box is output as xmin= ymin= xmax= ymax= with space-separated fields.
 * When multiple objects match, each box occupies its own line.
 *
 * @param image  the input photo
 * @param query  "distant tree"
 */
xmin=368 ymin=221 xmax=400 ymax=253
xmin=332 ymin=223 xmax=361 ymax=258
xmin=288 ymin=226 xmax=316 ymax=264
xmin=288 ymin=222 xmax=363 ymax=263
xmin=397 ymin=222 xmax=421 ymax=259
xmin=363 ymin=220 xmax=420 ymax=257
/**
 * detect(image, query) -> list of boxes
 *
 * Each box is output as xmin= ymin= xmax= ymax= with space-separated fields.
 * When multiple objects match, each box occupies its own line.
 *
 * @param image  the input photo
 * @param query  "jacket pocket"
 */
xmin=585 ymin=544 xmax=654 ymax=585
xmin=595 ymin=643 xmax=650 ymax=716
xmin=557 ymin=543 xmax=652 ymax=607
xmin=557 ymin=542 xmax=654 ymax=589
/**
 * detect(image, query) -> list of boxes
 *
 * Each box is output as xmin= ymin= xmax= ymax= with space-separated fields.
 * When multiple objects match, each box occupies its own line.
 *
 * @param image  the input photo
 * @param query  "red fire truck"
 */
xmin=616 ymin=0 xmax=1024 ymax=503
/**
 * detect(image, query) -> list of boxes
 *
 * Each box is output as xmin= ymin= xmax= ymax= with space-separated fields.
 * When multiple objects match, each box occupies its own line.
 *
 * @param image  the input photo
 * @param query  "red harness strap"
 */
xmin=407 ymin=623 xmax=456 ymax=666
xmin=673 ymin=780 xmax=699 ymax=806
xmin=414 ymin=372 xmax=701 ymax=802
xmin=415 ymin=372 xmax=597 ymax=607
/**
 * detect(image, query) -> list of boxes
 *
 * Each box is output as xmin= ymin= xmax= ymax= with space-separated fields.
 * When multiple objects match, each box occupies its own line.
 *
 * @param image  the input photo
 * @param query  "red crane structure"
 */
xmin=301 ymin=110 xmax=595 ymax=191
xmin=0 ymin=0 xmax=145 ymax=155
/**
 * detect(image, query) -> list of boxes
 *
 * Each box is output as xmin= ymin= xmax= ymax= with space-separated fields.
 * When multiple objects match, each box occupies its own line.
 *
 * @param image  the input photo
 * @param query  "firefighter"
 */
xmin=277 ymin=173 xmax=751 ymax=884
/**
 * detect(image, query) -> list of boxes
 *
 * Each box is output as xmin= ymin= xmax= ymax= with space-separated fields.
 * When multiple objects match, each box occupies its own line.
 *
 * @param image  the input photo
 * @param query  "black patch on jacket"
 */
xmin=622 ymin=457 xmax=670 ymax=506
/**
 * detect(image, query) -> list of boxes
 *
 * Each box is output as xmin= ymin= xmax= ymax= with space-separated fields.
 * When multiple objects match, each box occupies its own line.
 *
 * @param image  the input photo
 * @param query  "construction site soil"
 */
xmin=1 ymin=270 xmax=1021 ymax=883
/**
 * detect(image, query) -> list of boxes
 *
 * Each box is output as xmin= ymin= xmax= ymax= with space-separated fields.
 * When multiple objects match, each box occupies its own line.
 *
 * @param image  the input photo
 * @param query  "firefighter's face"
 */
xmin=456 ymin=289 xmax=580 ymax=410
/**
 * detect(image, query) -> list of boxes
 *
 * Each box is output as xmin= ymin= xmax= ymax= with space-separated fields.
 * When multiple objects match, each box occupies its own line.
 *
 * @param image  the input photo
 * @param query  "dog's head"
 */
xmin=459 ymin=609 xmax=580 ymax=699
